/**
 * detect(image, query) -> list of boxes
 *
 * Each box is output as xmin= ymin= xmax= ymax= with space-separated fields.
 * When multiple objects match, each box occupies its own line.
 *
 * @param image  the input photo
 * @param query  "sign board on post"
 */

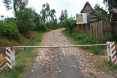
xmin=76 ymin=13 xmax=87 ymax=24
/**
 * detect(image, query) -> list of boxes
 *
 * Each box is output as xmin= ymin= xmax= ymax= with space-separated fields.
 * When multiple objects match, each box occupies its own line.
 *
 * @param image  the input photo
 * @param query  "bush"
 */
xmin=0 ymin=21 xmax=21 ymax=41
xmin=35 ymin=23 xmax=47 ymax=31
xmin=63 ymin=17 xmax=76 ymax=33
xmin=47 ymin=24 xmax=60 ymax=30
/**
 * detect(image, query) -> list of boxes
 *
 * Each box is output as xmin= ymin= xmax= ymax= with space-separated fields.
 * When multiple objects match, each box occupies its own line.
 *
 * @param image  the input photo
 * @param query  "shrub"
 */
xmin=47 ymin=24 xmax=60 ymax=30
xmin=35 ymin=23 xmax=47 ymax=31
xmin=63 ymin=17 xmax=76 ymax=33
xmin=0 ymin=21 xmax=21 ymax=41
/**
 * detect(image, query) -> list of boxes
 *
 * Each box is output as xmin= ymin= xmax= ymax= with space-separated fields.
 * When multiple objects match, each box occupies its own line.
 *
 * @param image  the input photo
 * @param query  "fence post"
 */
xmin=101 ymin=20 xmax=103 ymax=41
xmin=6 ymin=47 xmax=15 ymax=69
xmin=107 ymin=41 xmax=117 ymax=64
xmin=90 ymin=24 xmax=92 ymax=33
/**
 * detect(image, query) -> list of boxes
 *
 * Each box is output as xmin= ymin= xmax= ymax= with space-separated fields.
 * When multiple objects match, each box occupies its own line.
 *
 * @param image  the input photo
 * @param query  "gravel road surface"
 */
xmin=24 ymin=28 xmax=116 ymax=78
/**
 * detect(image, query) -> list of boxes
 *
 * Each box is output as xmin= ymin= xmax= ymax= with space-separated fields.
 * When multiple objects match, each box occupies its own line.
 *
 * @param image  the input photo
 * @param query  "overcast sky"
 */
xmin=0 ymin=0 xmax=107 ymax=19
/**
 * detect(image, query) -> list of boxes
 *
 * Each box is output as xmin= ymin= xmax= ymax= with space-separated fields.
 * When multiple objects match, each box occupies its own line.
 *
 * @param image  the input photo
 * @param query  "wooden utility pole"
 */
xmin=86 ymin=24 xmax=87 ymax=32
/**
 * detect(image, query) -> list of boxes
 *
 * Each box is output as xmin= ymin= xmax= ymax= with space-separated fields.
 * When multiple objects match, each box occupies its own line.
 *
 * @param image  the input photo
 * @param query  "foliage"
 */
xmin=3 ymin=0 xmax=12 ymax=10
xmin=103 ymin=0 xmax=117 ymax=14
xmin=96 ymin=60 xmax=117 ymax=71
xmin=49 ymin=9 xmax=56 ymax=22
xmin=63 ymin=17 xmax=76 ymax=33
xmin=18 ymin=8 xmax=35 ymax=34
xmin=40 ymin=3 xmax=58 ymax=29
xmin=0 ymin=32 xmax=45 ymax=78
xmin=59 ymin=10 xmax=68 ymax=22
xmin=3 ymin=1 xmax=59 ymax=33
xmin=62 ymin=30 xmax=105 ymax=55
xmin=40 ymin=3 xmax=50 ymax=23
xmin=0 ymin=21 xmax=3 ymax=37
xmin=0 ymin=19 xmax=20 ymax=40
xmin=34 ymin=23 xmax=48 ymax=31
xmin=3 ymin=0 xmax=36 ymax=34
xmin=46 ymin=18 xmax=60 ymax=30
xmin=40 ymin=3 xmax=57 ymax=25
xmin=3 ymin=0 xmax=28 ymax=23
xmin=94 ymin=4 xmax=109 ymax=20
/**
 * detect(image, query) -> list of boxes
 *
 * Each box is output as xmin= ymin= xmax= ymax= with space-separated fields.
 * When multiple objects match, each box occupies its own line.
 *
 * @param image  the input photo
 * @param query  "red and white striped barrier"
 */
xmin=110 ymin=42 xmax=117 ymax=63
xmin=6 ymin=47 xmax=15 ymax=69
xmin=107 ymin=41 xmax=117 ymax=64
xmin=6 ymin=47 xmax=12 ymax=69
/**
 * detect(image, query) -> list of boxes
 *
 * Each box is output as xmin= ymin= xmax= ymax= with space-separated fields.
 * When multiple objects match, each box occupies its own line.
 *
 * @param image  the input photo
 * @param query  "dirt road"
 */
xmin=24 ymin=28 xmax=115 ymax=78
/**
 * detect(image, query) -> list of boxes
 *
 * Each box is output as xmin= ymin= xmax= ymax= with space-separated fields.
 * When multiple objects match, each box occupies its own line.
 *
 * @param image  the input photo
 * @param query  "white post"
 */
xmin=107 ymin=41 xmax=111 ymax=62
xmin=11 ymin=49 xmax=15 ymax=66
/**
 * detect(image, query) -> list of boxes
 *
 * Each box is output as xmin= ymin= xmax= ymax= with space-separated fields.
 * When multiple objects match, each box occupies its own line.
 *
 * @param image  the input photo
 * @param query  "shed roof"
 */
xmin=80 ymin=2 xmax=98 ymax=21
xmin=81 ymin=2 xmax=94 ymax=13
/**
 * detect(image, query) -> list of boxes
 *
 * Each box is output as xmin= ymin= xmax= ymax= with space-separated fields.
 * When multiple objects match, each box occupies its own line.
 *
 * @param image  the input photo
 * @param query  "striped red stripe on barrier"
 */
xmin=6 ymin=47 xmax=12 ymax=69
xmin=110 ymin=42 xmax=117 ymax=64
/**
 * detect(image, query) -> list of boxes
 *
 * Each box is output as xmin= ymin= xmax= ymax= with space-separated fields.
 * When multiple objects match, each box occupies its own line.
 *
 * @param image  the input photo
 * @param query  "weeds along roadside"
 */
xmin=62 ymin=30 xmax=106 ymax=55
xmin=62 ymin=30 xmax=117 ymax=72
xmin=0 ymin=31 xmax=46 ymax=78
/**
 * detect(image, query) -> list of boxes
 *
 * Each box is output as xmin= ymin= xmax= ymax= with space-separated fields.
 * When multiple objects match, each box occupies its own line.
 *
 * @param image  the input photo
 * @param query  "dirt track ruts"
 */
xmin=24 ymin=28 xmax=115 ymax=78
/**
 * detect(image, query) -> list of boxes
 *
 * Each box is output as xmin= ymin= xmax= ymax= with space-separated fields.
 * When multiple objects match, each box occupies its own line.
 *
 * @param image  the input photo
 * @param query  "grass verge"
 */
xmin=0 ymin=31 xmax=46 ymax=78
xmin=62 ymin=30 xmax=106 ymax=55
xmin=62 ymin=30 xmax=117 ymax=71
xmin=95 ymin=60 xmax=117 ymax=72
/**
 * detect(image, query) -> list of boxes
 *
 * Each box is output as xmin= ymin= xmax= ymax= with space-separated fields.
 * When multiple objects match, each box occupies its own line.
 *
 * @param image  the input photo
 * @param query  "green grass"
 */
xmin=62 ymin=30 xmax=117 ymax=72
xmin=0 ymin=31 xmax=46 ymax=78
xmin=62 ymin=30 xmax=106 ymax=55
xmin=95 ymin=60 xmax=117 ymax=72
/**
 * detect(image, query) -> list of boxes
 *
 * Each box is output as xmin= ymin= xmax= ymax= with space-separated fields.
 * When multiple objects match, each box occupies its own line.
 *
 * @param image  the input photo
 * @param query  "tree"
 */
xmin=103 ymin=0 xmax=117 ymax=14
xmin=1 ymin=15 xmax=4 ymax=21
xmin=49 ymin=9 xmax=56 ymax=21
xmin=59 ymin=10 xmax=68 ymax=22
xmin=3 ymin=0 xmax=11 ymax=10
xmin=40 ymin=3 xmax=50 ymax=23
xmin=64 ymin=17 xmax=76 ymax=33
xmin=3 ymin=0 xmax=29 ymax=33
xmin=94 ymin=4 xmax=108 ymax=20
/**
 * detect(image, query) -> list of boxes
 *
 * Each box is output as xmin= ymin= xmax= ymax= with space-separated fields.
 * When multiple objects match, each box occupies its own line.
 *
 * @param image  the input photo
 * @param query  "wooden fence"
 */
xmin=90 ymin=20 xmax=113 ymax=41
xmin=113 ymin=24 xmax=117 ymax=38
xmin=75 ymin=24 xmax=90 ymax=32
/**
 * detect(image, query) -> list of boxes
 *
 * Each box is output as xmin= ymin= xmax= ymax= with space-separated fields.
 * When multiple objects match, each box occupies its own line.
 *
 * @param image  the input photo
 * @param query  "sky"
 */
xmin=0 ymin=0 xmax=107 ymax=19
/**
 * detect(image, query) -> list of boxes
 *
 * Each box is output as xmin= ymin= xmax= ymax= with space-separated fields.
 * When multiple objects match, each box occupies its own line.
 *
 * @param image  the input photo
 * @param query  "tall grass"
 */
xmin=62 ymin=30 xmax=106 ymax=55
xmin=95 ymin=60 xmax=117 ymax=72
xmin=0 ymin=32 xmax=46 ymax=78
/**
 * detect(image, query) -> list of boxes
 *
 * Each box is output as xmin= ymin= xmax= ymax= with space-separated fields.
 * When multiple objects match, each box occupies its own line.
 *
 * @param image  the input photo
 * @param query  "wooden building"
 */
xmin=111 ymin=8 xmax=117 ymax=24
xmin=81 ymin=2 xmax=98 ymax=21
xmin=75 ymin=2 xmax=99 ymax=32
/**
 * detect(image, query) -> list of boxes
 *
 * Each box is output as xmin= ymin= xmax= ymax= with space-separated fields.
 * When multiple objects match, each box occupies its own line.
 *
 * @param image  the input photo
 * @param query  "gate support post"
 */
xmin=11 ymin=49 xmax=15 ymax=67
xmin=6 ymin=47 xmax=15 ymax=69
xmin=107 ymin=42 xmax=111 ymax=62
xmin=107 ymin=41 xmax=117 ymax=64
